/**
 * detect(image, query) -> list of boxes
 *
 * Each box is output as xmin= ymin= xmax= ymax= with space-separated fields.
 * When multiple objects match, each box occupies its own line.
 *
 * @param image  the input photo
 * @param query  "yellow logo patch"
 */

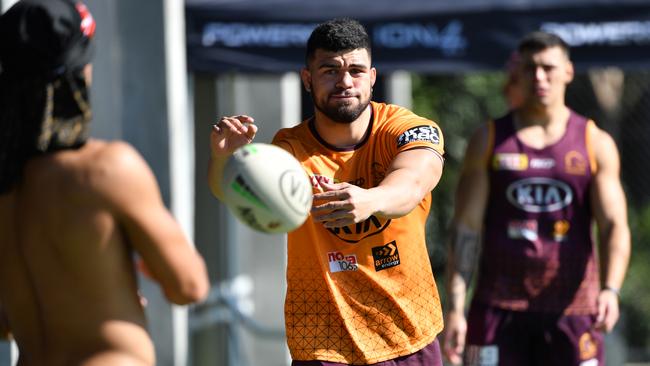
xmin=579 ymin=332 xmax=598 ymax=360
xmin=553 ymin=220 xmax=571 ymax=241
xmin=493 ymin=153 xmax=528 ymax=171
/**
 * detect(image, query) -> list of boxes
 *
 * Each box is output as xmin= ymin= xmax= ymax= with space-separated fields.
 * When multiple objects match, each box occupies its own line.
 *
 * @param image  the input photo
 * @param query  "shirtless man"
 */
xmin=0 ymin=1 xmax=209 ymax=365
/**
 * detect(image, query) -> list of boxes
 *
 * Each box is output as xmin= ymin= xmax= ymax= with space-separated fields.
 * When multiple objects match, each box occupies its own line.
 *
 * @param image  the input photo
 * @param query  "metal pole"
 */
xmin=163 ymin=0 xmax=194 ymax=364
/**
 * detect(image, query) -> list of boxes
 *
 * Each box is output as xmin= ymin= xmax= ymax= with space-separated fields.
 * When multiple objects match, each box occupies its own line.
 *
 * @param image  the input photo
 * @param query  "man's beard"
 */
xmin=312 ymin=91 xmax=371 ymax=124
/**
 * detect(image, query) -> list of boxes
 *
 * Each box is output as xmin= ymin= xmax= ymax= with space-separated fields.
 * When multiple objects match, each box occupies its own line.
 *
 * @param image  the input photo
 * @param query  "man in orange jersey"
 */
xmin=0 ymin=1 xmax=209 ymax=364
xmin=209 ymin=18 xmax=445 ymax=366
xmin=442 ymin=31 xmax=630 ymax=366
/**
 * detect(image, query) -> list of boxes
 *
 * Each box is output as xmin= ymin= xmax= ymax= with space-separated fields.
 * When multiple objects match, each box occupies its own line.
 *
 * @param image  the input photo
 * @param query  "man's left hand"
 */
xmin=311 ymin=181 xmax=376 ymax=228
xmin=595 ymin=288 xmax=620 ymax=332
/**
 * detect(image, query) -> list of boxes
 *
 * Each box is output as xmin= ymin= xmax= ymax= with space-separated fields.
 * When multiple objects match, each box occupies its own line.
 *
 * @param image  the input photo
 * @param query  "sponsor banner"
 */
xmin=310 ymin=174 xmax=335 ymax=189
xmin=506 ymin=177 xmax=574 ymax=213
xmin=186 ymin=2 xmax=650 ymax=73
xmin=326 ymin=214 xmax=391 ymax=244
xmin=371 ymin=241 xmax=400 ymax=271
xmin=493 ymin=153 xmax=528 ymax=171
xmin=328 ymin=251 xmax=358 ymax=273
xmin=397 ymin=125 xmax=440 ymax=148
xmin=530 ymin=158 xmax=556 ymax=169
xmin=507 ymin=219 xmax=539 ymax=241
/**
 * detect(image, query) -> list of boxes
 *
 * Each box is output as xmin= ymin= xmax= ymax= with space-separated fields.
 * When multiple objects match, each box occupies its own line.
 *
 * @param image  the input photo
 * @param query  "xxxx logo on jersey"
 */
xmin=310 ymin=174 xmax=336 ymax=191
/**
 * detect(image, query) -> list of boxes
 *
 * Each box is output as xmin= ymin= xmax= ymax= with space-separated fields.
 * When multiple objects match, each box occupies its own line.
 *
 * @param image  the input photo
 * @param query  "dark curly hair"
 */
xmin=305 ymin=18 xmax=371 ymax=66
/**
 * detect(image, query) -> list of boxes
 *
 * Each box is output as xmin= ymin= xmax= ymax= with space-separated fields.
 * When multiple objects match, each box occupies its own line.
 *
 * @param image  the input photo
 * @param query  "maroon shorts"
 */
xmin=291 ymin=339 xmax=442 ymax=366
xmin=464 ymin=303 xmax=604 ymax=366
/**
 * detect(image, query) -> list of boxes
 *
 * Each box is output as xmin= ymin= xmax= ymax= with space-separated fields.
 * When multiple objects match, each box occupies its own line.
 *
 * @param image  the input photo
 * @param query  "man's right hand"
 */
xmin=208 ymin=115 xmax=258 ymax=200
xmin=210 ymin=115 xmax=258 ymax=157
xmin=443 ymin=309 xmax=467 ymax=365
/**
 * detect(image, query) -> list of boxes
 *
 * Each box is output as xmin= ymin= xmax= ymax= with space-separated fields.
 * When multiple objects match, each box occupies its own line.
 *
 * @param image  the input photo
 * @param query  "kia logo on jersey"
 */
xmin=327 ymin=215 xmax=391 ymax=244
xmin=506 ymin=177 xmax=573 ymax=213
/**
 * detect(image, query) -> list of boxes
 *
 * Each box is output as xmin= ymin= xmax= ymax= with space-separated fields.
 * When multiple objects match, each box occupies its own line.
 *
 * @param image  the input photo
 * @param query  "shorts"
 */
xmin=464 ymin=303 xmax=604 ymax=366
xmin=291 ymin=339 xmax=442 ymax=366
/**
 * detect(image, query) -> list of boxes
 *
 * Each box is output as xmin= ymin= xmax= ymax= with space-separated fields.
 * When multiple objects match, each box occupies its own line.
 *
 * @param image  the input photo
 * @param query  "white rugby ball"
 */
xmin=221 ymin=143 xmax=313 ymax=233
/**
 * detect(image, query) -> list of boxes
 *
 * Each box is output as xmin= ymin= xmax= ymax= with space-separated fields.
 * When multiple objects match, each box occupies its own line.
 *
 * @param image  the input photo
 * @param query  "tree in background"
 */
xmin=412 ymin=73 xmax=508 ymax=277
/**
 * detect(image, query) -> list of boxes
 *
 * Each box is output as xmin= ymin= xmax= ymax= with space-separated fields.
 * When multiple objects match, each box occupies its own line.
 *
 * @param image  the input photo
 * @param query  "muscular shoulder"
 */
xmin=82 ymin=141 xmax=148 ymax=182
xmin=587 ymin=122 xmax=616 ymax=150
xmin=372 ymin=102 xmax=444 ymax=156
xmin=374 ymin=102 xmax=437 ymax=130
xmin=586 ymin=122 xmax=620 ymax=173
xmin=272 ymin=126 xmax=296 ymax=147
xmin=89 ymin=140 xmax=146 ymax=170
xmin=272 ymin=121 xmax=311 ymax=156
xmin=83 ymin=141 xmax=159 ymax=205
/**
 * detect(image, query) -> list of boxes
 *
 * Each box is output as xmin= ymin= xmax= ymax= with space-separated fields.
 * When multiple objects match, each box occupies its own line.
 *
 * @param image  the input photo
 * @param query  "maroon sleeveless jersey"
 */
xmin=474 ymin=110 xmax=599 ymax=314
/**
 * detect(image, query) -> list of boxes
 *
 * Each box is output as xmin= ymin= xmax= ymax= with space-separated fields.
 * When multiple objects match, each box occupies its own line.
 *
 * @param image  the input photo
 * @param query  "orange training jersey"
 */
xmin=272 ymin=102 xmax=445 ymax=364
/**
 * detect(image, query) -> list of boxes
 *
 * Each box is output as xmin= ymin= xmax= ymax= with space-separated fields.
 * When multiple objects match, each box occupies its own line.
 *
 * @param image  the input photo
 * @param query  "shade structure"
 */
xmin=186 ymin=0 xmax=650 ymax=74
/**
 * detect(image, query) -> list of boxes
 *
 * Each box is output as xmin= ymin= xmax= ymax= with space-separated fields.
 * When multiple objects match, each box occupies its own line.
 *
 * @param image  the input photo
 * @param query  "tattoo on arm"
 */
xmin=451 ymin=225 xmax=481 ymax=285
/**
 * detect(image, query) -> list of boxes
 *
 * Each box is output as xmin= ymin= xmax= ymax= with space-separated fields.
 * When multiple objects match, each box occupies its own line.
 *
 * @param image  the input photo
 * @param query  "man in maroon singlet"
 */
xmin=442 ymin=31 xmax=631 ymax=366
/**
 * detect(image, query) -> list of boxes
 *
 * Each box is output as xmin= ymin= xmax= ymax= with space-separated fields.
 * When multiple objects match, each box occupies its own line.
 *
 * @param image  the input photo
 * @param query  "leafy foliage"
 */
xmin=412 ymin=72 xmax=508 ymax=277
xmin=622 ymin=205 xmax=650 ymax=352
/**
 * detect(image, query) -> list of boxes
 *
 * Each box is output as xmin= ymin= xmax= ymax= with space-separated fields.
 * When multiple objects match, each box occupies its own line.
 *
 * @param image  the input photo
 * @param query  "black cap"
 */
xmin=0 ymin=0 xmax=96 ymax=78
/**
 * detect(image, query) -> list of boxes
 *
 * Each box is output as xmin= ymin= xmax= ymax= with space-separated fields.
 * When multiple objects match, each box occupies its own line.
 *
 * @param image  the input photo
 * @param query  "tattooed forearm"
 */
xmin=446 ymin=223 xmax=481 ymax=312
xmin=450 ymin=224 xmax=481 ymax=286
